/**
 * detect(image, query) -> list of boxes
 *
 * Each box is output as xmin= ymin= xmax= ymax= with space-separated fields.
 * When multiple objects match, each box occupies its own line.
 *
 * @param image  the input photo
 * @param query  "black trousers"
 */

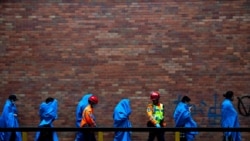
xmin=147 ymin=121 xmax=165 ymax=141
xmin=180 ymin=131 xmax=187 ymax=141
xmin=147 ymin=131 xmax=165 ymax=141
xmin=82 ymin=131 xmax=96 ymax=141
xmin=38 ymin=125 xmax=53 ymax=141
xmin=223 ymin=135 xmax=233 ymax=141
xmin=82 ymin=125 xmax=96 ymax=141
xmin=9 ymin=132 xmax=16 ymax=141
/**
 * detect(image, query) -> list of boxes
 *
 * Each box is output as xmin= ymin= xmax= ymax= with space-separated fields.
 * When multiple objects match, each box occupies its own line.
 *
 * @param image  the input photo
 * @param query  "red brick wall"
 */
xmin=0 ymin=0 xmax=249 ymax=141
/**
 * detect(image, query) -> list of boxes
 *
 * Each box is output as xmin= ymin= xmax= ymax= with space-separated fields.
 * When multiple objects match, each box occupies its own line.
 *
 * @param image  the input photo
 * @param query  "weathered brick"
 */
xmin=0 ymin=1 xmax=249 ymax=141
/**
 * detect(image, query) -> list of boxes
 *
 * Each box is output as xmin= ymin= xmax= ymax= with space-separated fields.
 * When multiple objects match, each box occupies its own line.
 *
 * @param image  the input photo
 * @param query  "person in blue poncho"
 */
xmin=113 ymin=98 xmax=132 ymax=141
xmin=75 ymin=93 xmax=93 ymax=141
xmin=35 ymin=97 xmax=59 ymax=141
xmin=173 ymin=96 xmax=198 ymax=141
xmin=0 ymin=94 xmax=22 ymax=141
xmin=221 ymin=91 xmax=241 ymax=141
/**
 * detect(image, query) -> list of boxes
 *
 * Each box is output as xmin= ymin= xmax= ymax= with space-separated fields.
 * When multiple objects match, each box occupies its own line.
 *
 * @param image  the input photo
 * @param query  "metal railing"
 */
xmin=1 ymin=127 xmax=249 ymax=141
xmin=1 ymin=127 xmax=249 ymax=132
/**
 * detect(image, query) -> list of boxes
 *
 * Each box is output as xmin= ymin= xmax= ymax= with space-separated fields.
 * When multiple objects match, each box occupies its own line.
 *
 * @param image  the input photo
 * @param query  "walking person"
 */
xmin=173 ymin=96 xmax=198 ymax=141
xmin=113 ymin=98 xmax=132 ymax=141
xmin=146 ymin=91 xmax=166 ymax=141
xmin=75 ymin=93 xmax=93 ymax=141
xmin=80 ymin=95 xmax=99 ymax=141
xmin=221 ymin=91 xmax=241 ymax=141
xmin=0 ymin=94 xmax=22 ymax=141
xmin=35 ymin=97 xmax=59 ymax=141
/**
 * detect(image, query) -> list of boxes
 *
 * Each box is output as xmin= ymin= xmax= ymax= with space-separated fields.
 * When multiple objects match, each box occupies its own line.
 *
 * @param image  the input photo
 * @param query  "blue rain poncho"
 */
xmin=0 ymin=99 xmax=22 ymax=141
xmin=75 ymin=93 xmax=92 ymax=141
xmin=221 ymin=99 xmax=241 ymax=141
xmin=35 ymin=99 xmax=59 ymax=141
xmin=113 ymin=99 xmax=132 ymax=141
xmin=76 ymin=94 xmax=93 ymax=127
xmin=173 ymin=102 xmax=198 ymax=141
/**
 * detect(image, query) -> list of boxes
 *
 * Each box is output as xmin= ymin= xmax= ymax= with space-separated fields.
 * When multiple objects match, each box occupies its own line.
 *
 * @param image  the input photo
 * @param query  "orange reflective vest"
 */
xmin=80 ymin=105 xmax=96 ymax=127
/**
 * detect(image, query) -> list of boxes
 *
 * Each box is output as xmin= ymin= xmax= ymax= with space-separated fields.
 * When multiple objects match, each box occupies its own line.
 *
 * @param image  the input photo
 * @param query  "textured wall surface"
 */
xmin=0 ymin=0 xmax=249 ymax=141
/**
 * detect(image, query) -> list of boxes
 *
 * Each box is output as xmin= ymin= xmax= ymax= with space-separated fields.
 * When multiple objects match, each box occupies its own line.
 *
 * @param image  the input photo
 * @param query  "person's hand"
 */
xmin=189 ymin=106 xmax=192 ymax=112
xmin=155 ymin=124 xmax=161 ymax=128
xmin=162 ymin=121 xmax=167 ymax=127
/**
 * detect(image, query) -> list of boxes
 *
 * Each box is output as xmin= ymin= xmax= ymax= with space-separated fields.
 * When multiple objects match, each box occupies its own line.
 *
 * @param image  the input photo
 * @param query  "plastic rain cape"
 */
xmin=173 ymin=102 xmax=198 ymax=141
xmin=0 ymin=100 xmax=22 ymax=141
xmin=76 ymin=94 xmax=93 ymax=127
xmin=221 ymin=99 xmax=241 ymax=141
xmin=35 ymin=99 xmax=59 ymax=141
xmin=113 ymin=99 xmax=132 ymax=141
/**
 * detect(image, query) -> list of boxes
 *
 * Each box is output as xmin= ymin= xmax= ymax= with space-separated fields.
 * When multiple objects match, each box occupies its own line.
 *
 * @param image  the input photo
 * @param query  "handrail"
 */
xmin=0 ymin=127 xmax=249 ymax=132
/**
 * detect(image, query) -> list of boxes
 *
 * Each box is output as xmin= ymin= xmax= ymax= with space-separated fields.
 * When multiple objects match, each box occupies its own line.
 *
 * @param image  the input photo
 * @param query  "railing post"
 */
xmin=98 ymin=131 xmax=103 ymax=141
xmin=175 ymin=132 xmax=180 ymax=141
xmin=22 ymin=132 xmax=28 ymax=141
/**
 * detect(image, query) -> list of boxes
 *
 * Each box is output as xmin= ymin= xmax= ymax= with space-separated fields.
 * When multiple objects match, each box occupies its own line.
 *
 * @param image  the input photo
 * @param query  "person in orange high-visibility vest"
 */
xmin=75 ymin=93 xmax=92 ymax=141
xmin=146 ymin=91 xmax=166 ymax=141
xmin=80 ymin=95 xmax=98 ymax=141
